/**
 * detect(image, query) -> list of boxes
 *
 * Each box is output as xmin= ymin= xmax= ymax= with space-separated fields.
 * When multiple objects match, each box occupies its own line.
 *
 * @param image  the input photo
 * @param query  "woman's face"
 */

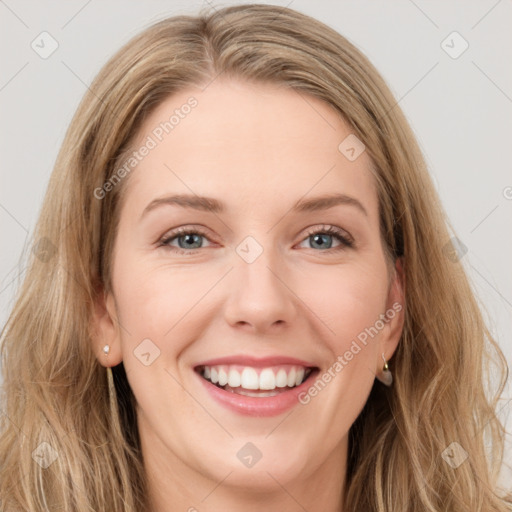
xmin=93 ymin=78 xmax=403 ymax=503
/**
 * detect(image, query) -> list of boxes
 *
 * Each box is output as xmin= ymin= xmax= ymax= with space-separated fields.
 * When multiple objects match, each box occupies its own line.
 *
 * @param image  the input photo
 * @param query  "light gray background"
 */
xmin=1 ymin=0 xmax=511 ymax=488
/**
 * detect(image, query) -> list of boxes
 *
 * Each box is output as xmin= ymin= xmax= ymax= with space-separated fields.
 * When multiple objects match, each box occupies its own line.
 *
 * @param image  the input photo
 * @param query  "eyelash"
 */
xmin=158 ymin=225 xmax=355 ymax=255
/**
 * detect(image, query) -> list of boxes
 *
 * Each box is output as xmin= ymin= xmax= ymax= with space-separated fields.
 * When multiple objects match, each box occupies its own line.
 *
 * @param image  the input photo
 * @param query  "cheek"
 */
xmin=112 ymin=265 xmax=199 ymax=415
xmin=301 ymin=259 xmax=389 ymax=342
xmin=109 ymin=257 xmax=192 ymax=377
xmin=113 ymin=254 xmax=206 ymax=334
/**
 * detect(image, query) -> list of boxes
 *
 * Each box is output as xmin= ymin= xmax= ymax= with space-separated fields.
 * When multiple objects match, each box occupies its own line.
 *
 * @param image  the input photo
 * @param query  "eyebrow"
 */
xmin=140 ymin=192 xmax=368 ymax=219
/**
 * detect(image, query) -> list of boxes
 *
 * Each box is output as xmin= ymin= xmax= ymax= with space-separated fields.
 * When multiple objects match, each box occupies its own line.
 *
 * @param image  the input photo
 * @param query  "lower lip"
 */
xmin=195 ymin=369 xmax=319 ymax=417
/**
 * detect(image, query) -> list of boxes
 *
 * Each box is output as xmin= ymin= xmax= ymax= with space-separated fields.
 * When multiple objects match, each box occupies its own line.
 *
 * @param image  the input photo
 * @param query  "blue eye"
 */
xmin=158 ymin=224 xmax=354 ymax=255
xmin=159 ymin=227 xmax=211 ymax=254
xmin=301 ymin=225 xmax=354 ymax=250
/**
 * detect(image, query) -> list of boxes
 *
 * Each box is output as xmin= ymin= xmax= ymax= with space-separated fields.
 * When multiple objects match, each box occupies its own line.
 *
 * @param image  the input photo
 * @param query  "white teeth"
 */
xmin=228 ymin=368 xmax=241 ymax=387
xmin=218 ymin=367 xmax=228 ymax=387
xmin=287 ymin=367 xmax=296 ymax=387
xmin=228 ymin=388 xmax=281 ymax=397
xmin=241 ymin=367 xmax=259 ymax=390
xmin=295 ymin=368 xmax=305 ymax=386
xmin=275 ymin=369 xmax=288 ymax=388
xmin=259 ymin=368 xmax=276 ymax=390
xmin=199 ymin=364 xmax=313 ymax=391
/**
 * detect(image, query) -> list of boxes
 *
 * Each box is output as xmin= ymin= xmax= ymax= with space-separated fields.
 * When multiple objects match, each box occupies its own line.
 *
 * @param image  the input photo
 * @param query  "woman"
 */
xmin=0 ymin=4 xmax=510 ymax=511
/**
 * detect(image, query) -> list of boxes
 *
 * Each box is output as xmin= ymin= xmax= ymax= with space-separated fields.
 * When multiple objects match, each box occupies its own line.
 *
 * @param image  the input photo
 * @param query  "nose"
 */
xmin=222 ymin=244 xmax=298 ymax=334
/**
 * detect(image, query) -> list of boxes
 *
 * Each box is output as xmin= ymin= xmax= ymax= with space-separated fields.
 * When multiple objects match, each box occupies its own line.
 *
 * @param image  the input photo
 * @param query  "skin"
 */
xmin=91 ymin=78 xmax=404 ymax=512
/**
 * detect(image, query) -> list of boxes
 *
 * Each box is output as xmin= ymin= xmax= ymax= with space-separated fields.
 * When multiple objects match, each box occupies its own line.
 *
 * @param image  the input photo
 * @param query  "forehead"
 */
xmin=121 ymin=78 xmax=378 ymax=219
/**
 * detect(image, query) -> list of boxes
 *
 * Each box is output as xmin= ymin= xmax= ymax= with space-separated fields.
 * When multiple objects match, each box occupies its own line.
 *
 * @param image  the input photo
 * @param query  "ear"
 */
xmin=376 ymin=257 xmax=405 ymax=373
xmin=89 ymin=283 xmax=123 ymax=367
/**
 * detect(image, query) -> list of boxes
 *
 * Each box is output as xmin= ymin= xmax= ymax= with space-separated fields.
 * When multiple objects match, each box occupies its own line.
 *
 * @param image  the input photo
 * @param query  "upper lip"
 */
xmin=194 ymin=355 xmax=319 ymax=369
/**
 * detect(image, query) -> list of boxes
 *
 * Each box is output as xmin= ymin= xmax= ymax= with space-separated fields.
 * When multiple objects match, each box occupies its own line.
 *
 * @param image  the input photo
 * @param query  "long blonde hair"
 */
xmin=1 ymin=4 xmax=510 ymax=511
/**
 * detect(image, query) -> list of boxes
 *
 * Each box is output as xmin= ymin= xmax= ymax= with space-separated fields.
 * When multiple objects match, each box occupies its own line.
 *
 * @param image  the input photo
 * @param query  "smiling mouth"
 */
xmin=194 ymin=364 xmax=318 ymax=397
